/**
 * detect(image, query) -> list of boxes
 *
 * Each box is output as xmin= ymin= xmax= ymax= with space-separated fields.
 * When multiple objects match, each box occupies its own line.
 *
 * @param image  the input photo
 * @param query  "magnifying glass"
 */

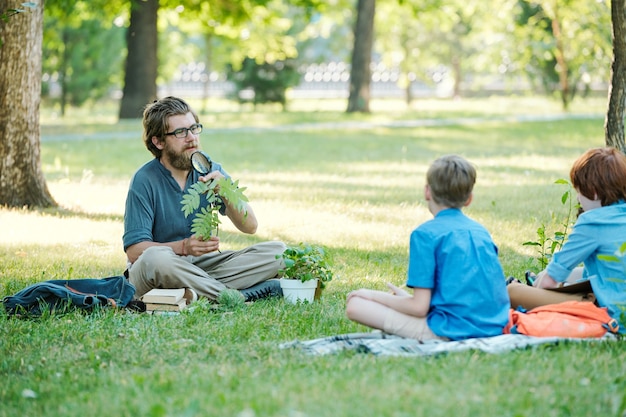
xmin=190 ymin=151 xmax=213 ymax=175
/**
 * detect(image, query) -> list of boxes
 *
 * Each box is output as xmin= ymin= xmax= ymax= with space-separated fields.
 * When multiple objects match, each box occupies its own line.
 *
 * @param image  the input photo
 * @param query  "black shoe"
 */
xmin=240 ymin=279 xmax=283 ymax=302
xmin=126 ymin=299 xmax=146 ymax=312
xmin=505 ymin=276 xmax=521 ymax=286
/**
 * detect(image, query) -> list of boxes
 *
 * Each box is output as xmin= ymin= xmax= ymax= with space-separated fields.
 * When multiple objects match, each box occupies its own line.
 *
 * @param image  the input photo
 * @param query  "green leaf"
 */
xmin=216 ymin=178 xmax=249 ymax=214
xmin=190 ymin=207 xmax=221 ymax=239
xmin=597 ymin=254 xmax=621 ymax=263
xmin=180 ymin=187 xmax=202 ymax=217
xmin=180 ymin=176 xmax=250 ymax=240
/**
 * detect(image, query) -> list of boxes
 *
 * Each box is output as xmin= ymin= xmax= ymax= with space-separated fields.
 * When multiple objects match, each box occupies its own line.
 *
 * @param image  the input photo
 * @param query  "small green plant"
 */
xmin=180 ymin=178 xmax=249 ymax=240
xmin=278 ymin=243 xmax=334 ymax=288
xmin=216 ymin=288 xmax=246 ymax=309
xmin=523 ymin=179 xmax=580 ymax=269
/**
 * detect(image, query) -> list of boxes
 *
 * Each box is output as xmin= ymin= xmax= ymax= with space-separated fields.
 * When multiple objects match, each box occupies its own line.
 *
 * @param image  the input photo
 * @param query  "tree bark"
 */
xmin=451 ymin=56 xmax=462 ymax=99
xmin=0 ymin=0 xmax=56 ymax=208
xmin=551 ymin=5 xmax=570 ymax=111
xmin=200 ymin=31 xmax=214 ymax=115
xmin=118 ymin=0 xmax=158 ymax=119
xmin=605 ymin=0 xmax=626 ymax=153
xmin=347 ymin=0 xmax=375 ymax=113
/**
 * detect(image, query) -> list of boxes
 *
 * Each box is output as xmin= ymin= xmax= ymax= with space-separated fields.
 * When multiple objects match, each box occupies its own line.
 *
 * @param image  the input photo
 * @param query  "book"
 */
xmin=141 ymin=288 xmax=185 ymax=304
xmin=145 ymin=298 xmax=188 ymax=312
xmin=147 ymin=311 xmax=181 ymax=316
xmin=547 ymin=280 xmax=592 ymax=294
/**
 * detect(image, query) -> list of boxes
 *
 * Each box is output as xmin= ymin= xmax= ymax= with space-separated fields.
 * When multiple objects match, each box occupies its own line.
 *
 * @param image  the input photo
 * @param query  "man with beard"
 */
xmin=123 ymin=96 xmax=286 ymax=303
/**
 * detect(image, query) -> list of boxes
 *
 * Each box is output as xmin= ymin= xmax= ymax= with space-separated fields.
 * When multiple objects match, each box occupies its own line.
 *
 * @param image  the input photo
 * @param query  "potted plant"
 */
xmin=278 ymin=243 xmax=333 ymax=303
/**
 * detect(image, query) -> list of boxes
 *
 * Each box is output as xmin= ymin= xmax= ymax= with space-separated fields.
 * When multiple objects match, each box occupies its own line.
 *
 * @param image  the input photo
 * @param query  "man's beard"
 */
xmin=163 ymin=144 xmax=192 ymax=171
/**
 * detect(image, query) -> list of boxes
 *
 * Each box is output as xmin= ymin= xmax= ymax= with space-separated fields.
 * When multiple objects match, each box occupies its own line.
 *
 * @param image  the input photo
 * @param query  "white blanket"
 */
xmin=279 ymin=331 xmax=618 ymax=357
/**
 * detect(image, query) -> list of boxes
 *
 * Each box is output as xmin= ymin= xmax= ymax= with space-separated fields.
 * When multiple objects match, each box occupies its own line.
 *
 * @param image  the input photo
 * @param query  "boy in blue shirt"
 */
xmin=508 ymin=147 xmax=626 ymax=334
xmin=346 ymin=155 xmax=510 ymax=341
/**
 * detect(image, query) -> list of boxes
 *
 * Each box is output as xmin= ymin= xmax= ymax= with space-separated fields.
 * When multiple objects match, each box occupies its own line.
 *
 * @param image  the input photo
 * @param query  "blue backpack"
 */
xmin=2 ymin=276 xmax=136 ymax=316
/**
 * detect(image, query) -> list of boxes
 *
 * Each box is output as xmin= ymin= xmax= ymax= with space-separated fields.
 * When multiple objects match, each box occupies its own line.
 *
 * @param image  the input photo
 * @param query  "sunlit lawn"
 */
xmin=1 ymin=96 xmax=624 ymax=417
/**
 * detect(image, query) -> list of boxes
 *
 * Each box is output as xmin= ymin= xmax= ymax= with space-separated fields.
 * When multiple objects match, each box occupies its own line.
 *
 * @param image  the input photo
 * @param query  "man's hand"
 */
xmin=186 ymin=235 xmax=220 ymax=256
xmin=199 ymin=171 xmax=225 ymax=193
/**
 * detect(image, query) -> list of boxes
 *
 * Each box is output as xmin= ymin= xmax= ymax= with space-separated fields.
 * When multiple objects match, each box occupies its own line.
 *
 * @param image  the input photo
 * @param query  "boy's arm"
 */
xmin=401 ymin=287 xmax=431 ymax=317
xmin=534 ymin=271 xmax=560 ymax=289
xmin=348 ymin=286 xmax=431 ymax=317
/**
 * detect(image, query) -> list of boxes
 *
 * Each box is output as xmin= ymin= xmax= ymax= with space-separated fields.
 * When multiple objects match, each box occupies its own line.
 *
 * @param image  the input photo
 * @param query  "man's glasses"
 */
xmin=165 ymin=123 xmax=203 ymax=139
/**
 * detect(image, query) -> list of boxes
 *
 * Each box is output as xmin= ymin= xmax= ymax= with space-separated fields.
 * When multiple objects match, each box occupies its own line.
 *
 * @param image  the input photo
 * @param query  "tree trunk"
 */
xmin=200 ymin=31 xmax=214 ymax=115
xmin=347 ymin=0 xmax=375 ymax=113
xmin=551 ymin=5 xmax=570 ymax=111
xmin=405 ymin=83 xmax=413 ymax=106
xmin=451 ymin=55 xmax=462 ymax=99
xmin=606 ymin=0 xmax=626 ymax=153
xmin=118 ymin=0 xmax=158 ymax=119
xmin=59 ymin=28 xmax=69 ymax=117
xmin=0 ymin=0 xmax=56 ymax=208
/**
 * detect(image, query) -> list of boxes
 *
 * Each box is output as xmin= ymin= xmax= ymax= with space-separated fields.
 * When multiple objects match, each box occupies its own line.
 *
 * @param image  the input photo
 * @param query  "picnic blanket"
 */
xmin=279 ymin=331 xmax=619 ymax=357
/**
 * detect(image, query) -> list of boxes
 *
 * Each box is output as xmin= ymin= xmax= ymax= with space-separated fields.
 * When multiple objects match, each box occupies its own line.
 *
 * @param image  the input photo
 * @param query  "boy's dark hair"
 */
xmin=427 ymin=155 xmax=476 ymax=208
xmin=570 ymin=146 xmax=626 ymax=206
xmin=142 ymin=96 xmax=199 ymax=158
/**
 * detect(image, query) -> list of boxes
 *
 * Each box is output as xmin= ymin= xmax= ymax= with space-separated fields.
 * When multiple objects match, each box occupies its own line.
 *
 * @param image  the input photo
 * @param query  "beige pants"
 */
xmin=128 ymin=241 xmax=286 ymax=301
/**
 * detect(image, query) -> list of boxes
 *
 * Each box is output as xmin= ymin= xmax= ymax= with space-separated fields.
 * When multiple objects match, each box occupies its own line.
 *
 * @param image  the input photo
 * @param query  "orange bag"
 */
xmin=504 ymin=300 xmax=619 ymax=338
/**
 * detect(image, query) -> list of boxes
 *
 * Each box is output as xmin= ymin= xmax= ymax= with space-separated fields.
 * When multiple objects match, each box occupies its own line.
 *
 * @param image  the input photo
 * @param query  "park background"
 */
xmin=2 ymin=1 xmax=626 ymax=416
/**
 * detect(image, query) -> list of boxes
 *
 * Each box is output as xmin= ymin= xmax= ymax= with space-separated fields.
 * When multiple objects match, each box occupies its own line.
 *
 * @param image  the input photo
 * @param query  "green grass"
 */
xmin=2 ymin=96 xmax=625 ymax=417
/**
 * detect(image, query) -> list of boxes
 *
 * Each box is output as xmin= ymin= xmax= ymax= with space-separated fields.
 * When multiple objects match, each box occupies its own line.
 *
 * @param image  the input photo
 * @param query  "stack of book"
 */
xmin=141 ymin=288 xmax=189 ymax=313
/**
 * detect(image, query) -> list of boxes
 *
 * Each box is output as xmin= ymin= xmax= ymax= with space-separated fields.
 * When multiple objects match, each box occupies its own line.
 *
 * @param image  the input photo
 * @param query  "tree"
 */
xmin=187 ymin=0 xmax=298 ymax=112
xmin=512 ymin=0 xmax=611 ymax=111
xmin=118 ymin=0 xmax=158 ymax=119
xmin=375 ymin=1 xmax=432 ymax=105
xmin=0 ymin=1 xmax=55 ymax=208
xmin=118 ymin=0 xmax=326 ymax=119
xmin=226 ymin=57 xmax=300 ymax=110
xmin=606 ymin=0 xmax=626 ymax=153
xmin=347 ymin=0 xmax=374 ymax=113
xmin=173 ymin=0 xmax=327 ymax=112
xmin=42 ymin=2 xmax=125 ymax=116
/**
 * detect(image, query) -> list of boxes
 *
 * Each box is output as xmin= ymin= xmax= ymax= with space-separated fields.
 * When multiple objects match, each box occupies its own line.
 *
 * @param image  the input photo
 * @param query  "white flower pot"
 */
xmin=279 ymin=278 xmax=318 ymax=304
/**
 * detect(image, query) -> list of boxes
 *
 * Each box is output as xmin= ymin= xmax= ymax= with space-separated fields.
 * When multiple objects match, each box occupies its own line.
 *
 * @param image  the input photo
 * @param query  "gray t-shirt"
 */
xmin=123 ymin=158 xmax=228 ymax=251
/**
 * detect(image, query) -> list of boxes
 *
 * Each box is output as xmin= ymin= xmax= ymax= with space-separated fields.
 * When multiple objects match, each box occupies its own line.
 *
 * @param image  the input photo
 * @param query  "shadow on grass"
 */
xmin=29 ymin=206 xmax=123 ymax=223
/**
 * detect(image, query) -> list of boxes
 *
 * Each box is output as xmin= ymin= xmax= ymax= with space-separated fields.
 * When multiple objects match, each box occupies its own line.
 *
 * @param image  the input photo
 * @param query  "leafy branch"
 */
xmin=180 ymin=178 xmax=248 ymax=240
xmin=523 ymin=179 xmax=579 ymax=269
